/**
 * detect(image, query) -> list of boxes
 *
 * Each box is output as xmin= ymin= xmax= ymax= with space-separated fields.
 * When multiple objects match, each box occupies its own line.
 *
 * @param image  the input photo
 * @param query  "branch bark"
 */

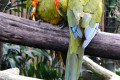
xmin=1 ymin=68 xmax=19 ymax=75
xmin=0 ymin=12 xmax=120 ymax=59
xmin=0 ymin=68 xmax=43 ymax=80
xmin=83 ymin=56 xmax=120 ymax=80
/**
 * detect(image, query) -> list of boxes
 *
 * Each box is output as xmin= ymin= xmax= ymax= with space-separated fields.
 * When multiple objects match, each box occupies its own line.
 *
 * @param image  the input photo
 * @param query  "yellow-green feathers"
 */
xmin=65 ymin=0 xmax=102 ymax=80
xmin=26 ymin=0 xmax=32 ymax=8
xmin=35 ymin=0 xmax=62 ymax=24
xmin=83 ymin=0 xmax=102 ymax=27
xmin=26 ymin=0 xmax=66 ymax=24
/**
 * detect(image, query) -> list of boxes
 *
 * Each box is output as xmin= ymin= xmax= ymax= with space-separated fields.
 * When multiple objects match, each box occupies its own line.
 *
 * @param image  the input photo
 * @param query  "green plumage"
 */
xmin=26 ymin=0 xmax=32 ymax=8
xmin=65 ymin=31 xmax=84 ymax=80
xmin=35 ymin=0 xmax=63 ymax=24
xmin=26 ymin=0 xmax=66 ymax=24
xmin=57 ymin=0 xmax=68 ymax=20
xmin=66 ymin=0 xmax=102 ymax=80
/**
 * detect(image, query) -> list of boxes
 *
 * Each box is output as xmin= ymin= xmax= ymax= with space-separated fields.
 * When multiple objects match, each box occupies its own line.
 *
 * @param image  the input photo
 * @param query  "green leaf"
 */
xmin=25 ymin=61 xmax=30 ymax=70
xmin=28 ymin=63 xmax=35 ymax=77
xmin=58 ymin=72 xmax=62 ymax=78
xmin=15 ymin=0 xmax=27 ymax=2
xmin=9 ymin=45 xmax=20 ymax=50
xmin=52 ymin=56 xmax=58 ymax=67
xmin=8 ymin=45 xmax=20 ymax=54
xmin=20 ymin=46 xmax=26 ymax=50
xmin=30 ymin=50 xmax=43 ymax=57
xmin=24 ymin=51 xmax=34 ymax=58
xmin=78 ymin=76 xmax=87 ymax=80
xmin=109 ymin=0 xmax=117 ymax=6
xmin=13 ymin=4 xmax=26 ymax=8
xmin=37 ymin=49 xmax=52 ymax=61
xmin=39 ymin=62 xmax=48 ymax=79
xmin=21 ymin=68 xmax=27 ymax=76
xmin=5 ymin=8 xmax=21 ymax=12
xmin=35 ymin=61 xmax=42 ymax=78
xmin=116 ymin=71 xmax=120 ymax=76
xmin=9 ymin=58 xmax=16 ymax=68
xmin=12 ymin=8 xmax=21 ymax=12
xmin=14 ymin=56 xmax=23 ymax=63
xmin=3 ymin=44 xmax=9 ymax=55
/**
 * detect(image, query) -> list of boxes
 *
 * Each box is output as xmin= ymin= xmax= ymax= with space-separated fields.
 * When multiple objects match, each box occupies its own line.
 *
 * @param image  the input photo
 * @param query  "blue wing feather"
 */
xmin=27 ymin=5 xmax=34 ymax=19
xmin=83 ymin=23 xmax=99 ymax=48
xmin=69 ymin=25 xmax=83 ymax=39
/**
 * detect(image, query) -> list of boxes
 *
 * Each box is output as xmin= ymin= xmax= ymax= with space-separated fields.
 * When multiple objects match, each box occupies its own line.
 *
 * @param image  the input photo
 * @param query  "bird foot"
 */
xmin=59 ymin=22 xmax=67 ymax=29
xmin=37 ymin=19 xmax=44 ymax=25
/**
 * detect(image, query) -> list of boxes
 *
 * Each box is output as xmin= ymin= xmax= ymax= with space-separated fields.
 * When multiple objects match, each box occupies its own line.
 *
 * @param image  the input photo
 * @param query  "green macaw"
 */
xmin=26 ymin=0 xmax=68 ymax=66
xmin=65 ymin=0 xmax=103 ymax=80
xmin=26 ymin=0 xmax=67 ymax=24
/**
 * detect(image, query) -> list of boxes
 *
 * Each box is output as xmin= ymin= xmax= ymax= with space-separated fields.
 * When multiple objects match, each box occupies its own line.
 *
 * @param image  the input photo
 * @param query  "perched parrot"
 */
xmin=65 ymin=0 xmax=103 ymax=80
xmin=26 ymin=0 xmax=68 ymax=67
xmin=54 ymin=0 xmax=102 ymax=79
xmin=26 ymin=0 xmax=67 ymax=24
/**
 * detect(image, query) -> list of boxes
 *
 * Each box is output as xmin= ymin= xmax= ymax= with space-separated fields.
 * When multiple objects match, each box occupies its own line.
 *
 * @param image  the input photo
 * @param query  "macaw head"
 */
xmin=32 ymin=0 xmax=38 ymax=7
xmin=55 ymin=0 xmax=60 ymax=10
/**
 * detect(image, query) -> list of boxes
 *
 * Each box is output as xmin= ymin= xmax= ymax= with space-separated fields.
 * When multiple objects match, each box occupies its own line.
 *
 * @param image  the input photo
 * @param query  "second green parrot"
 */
xmin=26 ymin=0 xmax=68 ymax=71
xmin=26 ymin=0 xmax=67 ymax=24
xmin=65 ymin=0 xmax=103 ymax=80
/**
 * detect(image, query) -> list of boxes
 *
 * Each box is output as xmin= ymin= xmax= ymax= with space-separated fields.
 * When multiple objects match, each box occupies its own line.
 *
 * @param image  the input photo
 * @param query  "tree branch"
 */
xmin=0 ymin=68 xmax=43 ymax=80
xmin=0 ymin=12 xmax=120 ymax=59
xmin=83 ymin=56 xmax=120 ymax=80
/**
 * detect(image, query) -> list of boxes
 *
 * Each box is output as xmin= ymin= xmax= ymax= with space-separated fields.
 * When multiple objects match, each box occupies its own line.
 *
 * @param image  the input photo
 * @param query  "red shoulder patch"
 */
xmin=34 ymin=0 xmax=38 ymax=4
xmin=55 ymin=0 xmax=61 ymax=10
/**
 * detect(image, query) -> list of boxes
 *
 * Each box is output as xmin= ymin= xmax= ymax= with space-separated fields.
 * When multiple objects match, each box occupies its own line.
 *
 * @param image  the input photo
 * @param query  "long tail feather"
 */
xmin=65 ymin=43 xmax=84 ymax=80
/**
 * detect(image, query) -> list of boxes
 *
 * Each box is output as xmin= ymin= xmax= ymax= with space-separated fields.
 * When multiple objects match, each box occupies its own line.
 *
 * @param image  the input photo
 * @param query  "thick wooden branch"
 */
xmin=83 ymin=56 xmax=120 ymax=80
xmin=0 ymin=12 xmax=120 ymax=60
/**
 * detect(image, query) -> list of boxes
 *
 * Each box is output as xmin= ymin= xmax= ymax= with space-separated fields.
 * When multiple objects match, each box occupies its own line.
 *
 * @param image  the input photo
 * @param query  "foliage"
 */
xmin=104 ymin=0 xmax=120 ymax=21
xmin=104 ymin=0 xmax=120 ymax=76
xmin=1 ymin=43 xmax=28 ymax=70
xmin=104 ymin=0 xmax=120 ymax=32
xmin=78 ymin=71 xmax=103 ymax=80
xmin=3 ymin=0 xmax=26 ymax=13
xmin=22 ymin=61 xmax=62 ymax=80
xmin=1 ymin=43 xmax=62 ymax=79
xmin=1 ymin=0 xmax=63 ymax=79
